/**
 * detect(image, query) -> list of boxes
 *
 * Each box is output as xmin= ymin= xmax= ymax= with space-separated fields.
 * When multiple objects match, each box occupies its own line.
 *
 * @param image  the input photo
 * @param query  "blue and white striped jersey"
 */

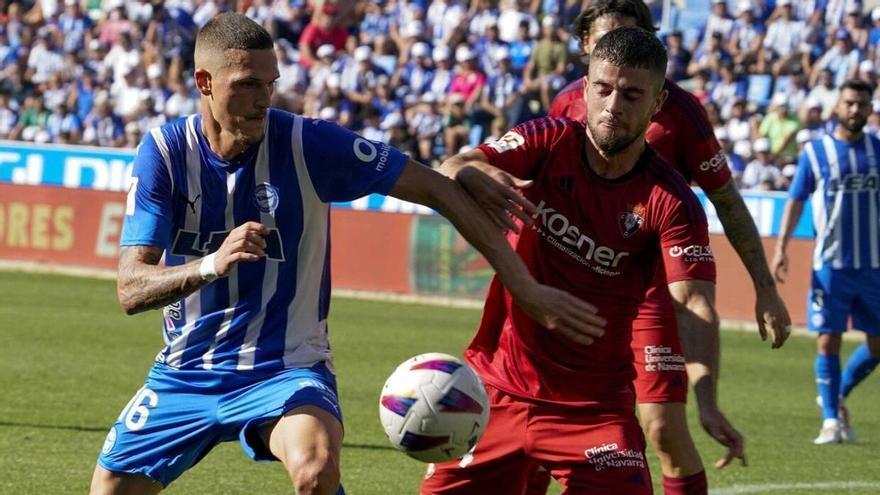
xmin=121 ymin=109 xmax=408 ymax=371
xmin=791 ymin=133 xmax=880 ymax=271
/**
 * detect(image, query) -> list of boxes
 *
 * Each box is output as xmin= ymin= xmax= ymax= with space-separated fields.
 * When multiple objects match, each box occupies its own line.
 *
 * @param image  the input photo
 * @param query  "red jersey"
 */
xmin=467 ymin=118 xmax=715 ymax=407
xmin=549 ymin=78 xmax=731 ymax=192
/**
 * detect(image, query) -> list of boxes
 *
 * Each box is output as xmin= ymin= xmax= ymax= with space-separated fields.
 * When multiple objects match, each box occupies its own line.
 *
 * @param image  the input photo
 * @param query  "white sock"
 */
xmin=823 ymin=418 xmax=841 ymax=429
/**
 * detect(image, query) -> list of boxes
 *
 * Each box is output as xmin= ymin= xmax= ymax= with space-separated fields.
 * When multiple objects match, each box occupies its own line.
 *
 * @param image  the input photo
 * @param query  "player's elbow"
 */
xmin=116 ymin=280 xmax=142 ymax=315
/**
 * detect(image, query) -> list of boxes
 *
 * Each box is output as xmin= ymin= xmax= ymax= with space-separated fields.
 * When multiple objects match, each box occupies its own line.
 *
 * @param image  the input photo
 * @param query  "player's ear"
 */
xmin=652 ymin=89 xmax=668 ymax=117
xmin=194 ymin=68 xmax=212 ymax=96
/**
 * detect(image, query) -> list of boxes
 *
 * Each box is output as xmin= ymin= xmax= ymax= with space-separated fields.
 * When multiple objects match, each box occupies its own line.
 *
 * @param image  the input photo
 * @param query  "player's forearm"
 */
xmin=707 ymin=180 xmax=775 ymax=290
xmin=117 ymin=247 xmax=207 ymax=315
xmin=670 ymin=281 xmax=721 ymax=410
xmin=427 ymin=177 xmax=535 ymax=296
xmin=437 ymin=153 xmax=494 ymax=180
xmin=774 ymin=199 xmax=805 ymax=254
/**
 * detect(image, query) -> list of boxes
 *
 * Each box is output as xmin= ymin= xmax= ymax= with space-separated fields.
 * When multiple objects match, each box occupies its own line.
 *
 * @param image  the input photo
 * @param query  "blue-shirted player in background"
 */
xmin=89 ymin=13 xmax=606 ymax=495
xmin=773 ymin=79 xmax=880 ymax=445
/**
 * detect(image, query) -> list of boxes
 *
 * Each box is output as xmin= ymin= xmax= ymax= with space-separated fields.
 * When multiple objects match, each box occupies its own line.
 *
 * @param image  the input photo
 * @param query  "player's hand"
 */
xmin=214 ymin=221 xmax=269 ymax=276
xmin=755 ymin=285 xmax=791 ymax=349
xmin=456 ymin=165 xmax=536 ymax=233
xmin=770 ymin=249 xmax=788 ymax=283
xmin=699 ymin=406 xmax=746 ymax=469
xmin=514 ymin=283 xmax=606 ymax=346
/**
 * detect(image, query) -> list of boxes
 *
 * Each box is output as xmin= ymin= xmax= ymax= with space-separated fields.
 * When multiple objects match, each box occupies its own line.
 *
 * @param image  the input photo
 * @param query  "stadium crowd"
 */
xmin=1 ymin=0 xmax=880 ymax=191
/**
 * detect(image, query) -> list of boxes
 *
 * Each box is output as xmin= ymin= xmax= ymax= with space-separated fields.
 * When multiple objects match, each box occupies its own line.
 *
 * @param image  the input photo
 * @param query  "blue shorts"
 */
xmin=98 ymin=361 xmax=342 ymax=487
xmin=808 ymin=268 xmax=880 ymax=335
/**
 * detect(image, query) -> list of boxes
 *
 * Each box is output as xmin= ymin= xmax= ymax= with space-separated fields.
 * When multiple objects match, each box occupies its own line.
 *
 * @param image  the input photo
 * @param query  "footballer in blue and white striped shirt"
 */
xmin=90 ymin=13 xmax=604 ymax=495
xmin=774 ymin=79 xmax=880 ymax=447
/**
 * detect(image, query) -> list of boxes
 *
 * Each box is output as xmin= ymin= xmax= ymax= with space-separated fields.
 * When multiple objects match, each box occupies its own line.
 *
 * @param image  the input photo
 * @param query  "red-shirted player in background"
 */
xmin=529 ymin=1 xmax=792 ymax=494
xmin=421 ymin=27 xmax=718 ymax=495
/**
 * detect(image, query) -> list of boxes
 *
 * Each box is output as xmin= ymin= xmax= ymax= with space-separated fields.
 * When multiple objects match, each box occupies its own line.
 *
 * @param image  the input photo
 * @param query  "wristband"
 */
xmin=199 ymin=253 xmax=219 ymax=282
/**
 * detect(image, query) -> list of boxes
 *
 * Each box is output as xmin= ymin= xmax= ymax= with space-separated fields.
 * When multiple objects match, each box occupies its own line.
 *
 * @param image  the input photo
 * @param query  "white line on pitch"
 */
xmin=710 ymin=481 xmax=880 ymax=494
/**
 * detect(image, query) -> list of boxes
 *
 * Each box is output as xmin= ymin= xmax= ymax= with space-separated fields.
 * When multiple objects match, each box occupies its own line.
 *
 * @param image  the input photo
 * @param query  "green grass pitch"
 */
xmin=0 ymin=271 xmax=878 ymax=494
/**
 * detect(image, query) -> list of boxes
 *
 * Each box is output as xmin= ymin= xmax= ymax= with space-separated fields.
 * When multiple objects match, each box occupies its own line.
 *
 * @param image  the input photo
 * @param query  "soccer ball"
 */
xmin=378 ymin=352 xmax=490 ymax=463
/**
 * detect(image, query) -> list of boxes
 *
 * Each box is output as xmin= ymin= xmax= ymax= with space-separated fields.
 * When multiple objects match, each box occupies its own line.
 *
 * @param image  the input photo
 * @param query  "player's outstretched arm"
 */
xmin=389 ymin=160 xmax=606 ymax=346
xmin=771 ymin=199 xmax=806 ymax=284
xmin=705 ymin=179 xmax=792 ymax=348
xmin=438 ymin=150 xmax=536 ymax=233
xmin=668 ymin=279 xmax=746 ymax=469
xmin=117 ymin=222 xmax=268 ymax=315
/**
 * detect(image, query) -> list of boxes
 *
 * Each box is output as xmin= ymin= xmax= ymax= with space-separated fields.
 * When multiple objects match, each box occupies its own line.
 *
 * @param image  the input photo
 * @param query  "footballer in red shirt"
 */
xmin=422 ymin=27 xmax=716 ymax=495
xmin=526 ymin=2 xmax=790 ymax=494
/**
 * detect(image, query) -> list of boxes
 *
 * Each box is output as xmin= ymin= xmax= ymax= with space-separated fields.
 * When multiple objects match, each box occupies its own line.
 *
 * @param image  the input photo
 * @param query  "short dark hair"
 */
xmin=840 ymin=79 xmax=875 ymax=97
xmin=573 ymin=0 xmax=656 ymax=42
xmin=591 ymin=27 xmax=667 ymax=82
xmin=196 ymin=12 xmax=273 ymax=56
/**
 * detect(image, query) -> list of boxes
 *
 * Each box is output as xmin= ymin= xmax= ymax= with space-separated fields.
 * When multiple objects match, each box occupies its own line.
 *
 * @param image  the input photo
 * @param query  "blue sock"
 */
xmin=336 ymin=485 xmax=345 ymax=495
xmin=815 ymin=354 xmax=841 ymax=420
xmin=841 ymin=343 xmax=880 ymax=399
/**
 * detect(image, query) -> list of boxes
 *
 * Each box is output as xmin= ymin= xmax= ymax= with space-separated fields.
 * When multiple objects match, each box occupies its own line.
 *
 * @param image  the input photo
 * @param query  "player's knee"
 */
xmin=286 ymin=449 xmax=340 ymax=495
xmin=642 ymin=409 xmax=689 ymax=454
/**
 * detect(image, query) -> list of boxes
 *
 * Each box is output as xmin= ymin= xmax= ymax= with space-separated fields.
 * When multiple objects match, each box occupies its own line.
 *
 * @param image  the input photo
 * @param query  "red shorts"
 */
xmin=421 ymin=385 xmax=652 ymax=495
xmin=631 ymin=286 xmax=688 ymax=404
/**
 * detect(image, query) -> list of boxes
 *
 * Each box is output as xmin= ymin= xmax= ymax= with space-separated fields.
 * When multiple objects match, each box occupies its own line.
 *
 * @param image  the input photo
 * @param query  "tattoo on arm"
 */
xmin=706 ymin=180 xmax=775 ymax=289
xmin=117 ymin=246 xmax=206 ymax=315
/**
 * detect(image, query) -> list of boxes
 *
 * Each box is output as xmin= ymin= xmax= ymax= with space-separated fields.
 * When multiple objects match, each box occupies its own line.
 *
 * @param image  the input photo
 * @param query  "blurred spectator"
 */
xmin=393 ymin=42 xmax=435 ymax=99
xmin=799 ymin=97 xmax=833 ymax=139
xmin=729 ymin=1 xmax=764 ymax=71
xmin=509 ymin=19 xmax=535 ymax=74
xmin=27 ymin=31 xmax=66 ymax=84
xmin=0 ymin=92 xmax=18 ymax=140
xmin=760 ymin=0 xmax=809 ymax=75
xmin=717 ymin=128 xmax=746 ymax=185
xmin=773 ymin=70 xmax=810 ymax=115
xmin=469 ymin=0 xmax=500 ymax=38
xmin=808 ymin=68 xmax=841 ymax=119
xmin=82 ymin=96 xmax=124 ymax=147
xmin=498 ymin=0 xmax=538 ymax=44
xmin=479 ymin=46 xmax=523 ymax=128
xmin=699 ymin=0 xmax=735 ymax=50
xmin=742 ymin=138 xmax=780 ymax=190
xmin=45 ymin=101 xmax=82 ymax=144
xmin=450 ymin=45 xmax=486 ymax=110
xmin=711 ymin=62 xmax=747 ymax=119
xmin=688 ymin=31 xmax=732 ymax=78
xmin=428 ymin=44 xmax=454 ymax=99
xmin=725 ymin=99 xmax=753 ymax=142
xmin=868 ymin=7 xmax=880 ymax=61
xmin=664 ymin=30 xmax=691 ymax=81
xmin=810 ymin=29 xmax=862 ymax=88
xmin=299 ymin=4 xmax=349 ymax=69
xmin=523 ymin=15 xmax=566 ymax=111
xmin=757 ymin=94 xmax=801 ymax=163
xmin=443 ymin=92 xmax=470 ymax=158
xmin=58 ymin=0 xmax=93 ymax=54
xmin=164 ymin=80 xmax=198 ymax=118
xmin=11 ymin=95 xmax=50 ymax=142
xmin=427 ymin=0 xmax=467 ymax=46
xmin=407 ymin=93 xmax=443 ymax=164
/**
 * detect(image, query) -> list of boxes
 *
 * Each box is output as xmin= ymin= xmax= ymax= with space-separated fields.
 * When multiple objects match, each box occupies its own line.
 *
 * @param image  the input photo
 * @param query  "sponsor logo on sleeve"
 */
xmin=352 ymin=138 xmax=393 ymax=172
xmin=668 ymin=244 xmax=714 ymax=262
xmin=486 ymin=131 xmax=525 ymax=153
xmin=698 ymin=150 xmax=728 ymax=173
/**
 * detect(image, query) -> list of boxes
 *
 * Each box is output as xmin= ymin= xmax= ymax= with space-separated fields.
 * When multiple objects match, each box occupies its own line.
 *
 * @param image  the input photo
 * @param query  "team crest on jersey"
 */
xmin=619 ymin=204 xmax=645 ymax=238
xmin=255 ymin=182 xmax=280 ymax=214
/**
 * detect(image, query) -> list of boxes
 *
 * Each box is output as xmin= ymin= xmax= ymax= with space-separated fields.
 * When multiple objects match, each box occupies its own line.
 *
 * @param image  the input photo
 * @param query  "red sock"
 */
xmin=663 ymin=470 xmax=707 ymax=495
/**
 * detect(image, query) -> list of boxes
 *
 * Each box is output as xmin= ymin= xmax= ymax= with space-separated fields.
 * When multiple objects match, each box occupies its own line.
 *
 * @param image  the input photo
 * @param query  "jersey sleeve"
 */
xmin=300 ymin=119 xmax=408 ymax=202
xmin=654 ymin=185 xmax=717 ymax=284
xmin=789 ymin=144 xmax=816 ymax=201
xmin=668 ymin=88 xmax=732 ymax=192
xmin=476 ymin=118 xmax=569 ymax=179
xmin=120 ymin=131 xmax=175 ymax=248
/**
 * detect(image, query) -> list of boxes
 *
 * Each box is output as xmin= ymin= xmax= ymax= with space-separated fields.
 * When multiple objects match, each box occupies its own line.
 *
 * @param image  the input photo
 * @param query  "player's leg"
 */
xmin=632 ymin=312 xmax=706 ymax=494
xmin=532 ymin=406 xmax=653 ymax=495
xmin=840 ymin=342 xmax=880 ymax=400
xmin=809 ymin=267 xmax=850 ymax=444
xmin=89 ymin=467 xmax=163 ymax=495
xmin=91 ymin=367 xmax=226 ymax=493
xmin=421 ymin=385 xmax=534 ymax=495
xmin=262 ymin=405 xmax=343 ymax=495
xmin=229 ymin=362 xmax=345 ymax=495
